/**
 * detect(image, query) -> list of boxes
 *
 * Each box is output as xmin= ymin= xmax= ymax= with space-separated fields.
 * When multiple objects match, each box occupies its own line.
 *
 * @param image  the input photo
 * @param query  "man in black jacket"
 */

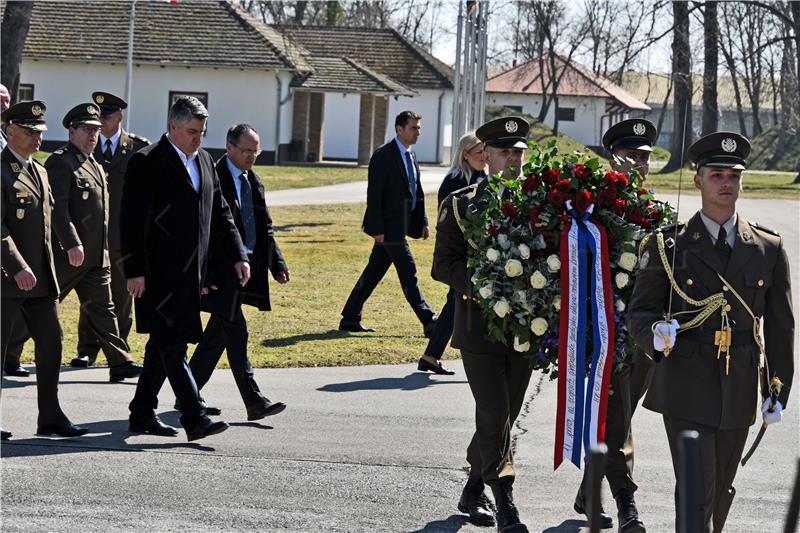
xmin=339 ymin=110 xmax=435 ymax=336
xmin=121 ymin=96 xmax=250 ymax=441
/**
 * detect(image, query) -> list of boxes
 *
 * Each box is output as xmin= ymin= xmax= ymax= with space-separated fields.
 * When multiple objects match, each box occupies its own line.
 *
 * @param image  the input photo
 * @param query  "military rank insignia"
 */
xmin=10 ymin=162 xmax=21 ymax=173
xmin=16 ymin=208 xmax=25 ymax=219
xmin=82 ymin=191 xmax=89 ymax=200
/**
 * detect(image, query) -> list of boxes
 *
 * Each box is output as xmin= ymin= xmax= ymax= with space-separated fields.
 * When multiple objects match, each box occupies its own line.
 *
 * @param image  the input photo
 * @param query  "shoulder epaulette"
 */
xmin=451 ymin=183 xmax=478 ymax=199
xmin=52 ymin=147 xmax=66 ymax=155
xmin=749 ymin=221 xmax=779 ymax=237
xmin=657 ymin=221 xmax=684 ymax=234
xmin=129 ymin=133 xmax=149 ymax=145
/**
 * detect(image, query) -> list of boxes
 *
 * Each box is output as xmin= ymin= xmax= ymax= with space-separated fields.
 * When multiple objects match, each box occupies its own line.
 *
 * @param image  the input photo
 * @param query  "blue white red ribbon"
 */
xmin=554 ymin=203 xmax=616 ymax=469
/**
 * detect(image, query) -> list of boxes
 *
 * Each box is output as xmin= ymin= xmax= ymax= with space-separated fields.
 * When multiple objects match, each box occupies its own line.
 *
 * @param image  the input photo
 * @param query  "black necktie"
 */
xmin=239 ymin=172 xmax=257 ymax=251
xmin=716 ymin=225 xmax=732 ymax=266
xmin=103 ymin=139 xmax=113 ymax=169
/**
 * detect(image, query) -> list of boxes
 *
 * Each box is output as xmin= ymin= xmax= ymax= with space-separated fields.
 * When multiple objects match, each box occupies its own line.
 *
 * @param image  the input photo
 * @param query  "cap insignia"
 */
xmin=31 ymin=105 xmax=43 ymax=117
xmin=632 ymin=123 xmax=646 ymax=136
xmin=504 ymin=120 xmax=518 ymax=134
xmin=721 ymin=138 xmax=737 ymax=153
xmin=88 ymin=106 xmax=99 ymax=116
xmin=95 ymin=95 xmax=105 ymax=104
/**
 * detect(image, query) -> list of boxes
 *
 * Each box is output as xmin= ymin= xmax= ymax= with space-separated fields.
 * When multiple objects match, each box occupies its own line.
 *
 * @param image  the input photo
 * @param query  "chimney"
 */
xmin=512 ymin=58 xmax=517 ymax=68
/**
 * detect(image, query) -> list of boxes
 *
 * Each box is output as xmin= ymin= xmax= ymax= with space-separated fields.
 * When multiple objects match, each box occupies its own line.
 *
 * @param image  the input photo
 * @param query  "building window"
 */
xmin=17 ymin=84 xmax=34 ymax=101
xmin=556 ymin=107 xmax=575 ymax=122
xmin=505 ymin=105 xmax=523 ymax=113
xmin=168 ymin=91 xmax=209 ymax=112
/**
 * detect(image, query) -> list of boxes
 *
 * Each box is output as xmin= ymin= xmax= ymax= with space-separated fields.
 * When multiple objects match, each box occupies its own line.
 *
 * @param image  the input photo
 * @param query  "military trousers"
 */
xmin=462 ymin=349 xmax=533 ymax=484
xmin=1 ymin=296 xmax=69 ymax=426
xmin=76 ymin=250 xmax=133 ymax=360
xmin=663 ymin=415 xmax=749 ymax=533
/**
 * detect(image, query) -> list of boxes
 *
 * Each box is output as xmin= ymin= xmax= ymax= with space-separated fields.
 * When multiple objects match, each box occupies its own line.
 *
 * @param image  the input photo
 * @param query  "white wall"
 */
xmin=486 ymin=93 xmax=610 ymax=147
xmin=387 ymin=89 xmax=451 ymax=163
xmin=321 ymin=92 xmax=360 ymax=160
xmin=20 ymin=60 xmax=284 ymax=151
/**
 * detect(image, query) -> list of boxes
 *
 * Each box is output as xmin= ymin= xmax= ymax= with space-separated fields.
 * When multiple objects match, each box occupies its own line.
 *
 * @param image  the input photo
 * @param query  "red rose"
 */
xmin=612 ymin=199 xmax=627 ymax=216
xmin=542 ymin=167 xmax=561 ymax=185
xmin=615 ymin=173 xmax=629 ymax=189
xmin=573 ymin=189 xmax=594 ymax=213
xmin=627 ymin=206 xmax=643 ymax=225
xmin=522 ymin=174 xmax=540 ymax=195
xmin=547 ymin=189 xmax=566 ymax=207
xmin=488 ymin=223 xmax=502 ymax=236
xmin=603 ymin=170 xmax=618 ymax=187
xmin=573 ymin=164 xmax=591 ymax=181
xmin=555 ymin=179 xmax=571 ymax=192
xmin=597 ymin=187 xmax=617 ymax=208
xmin=637 ymin=188 xmax=649 ymax=197
xmin=501 ymin=203 xmax=519 ymax=219
xmin=529 ymin=207 xmax=541 ymax=224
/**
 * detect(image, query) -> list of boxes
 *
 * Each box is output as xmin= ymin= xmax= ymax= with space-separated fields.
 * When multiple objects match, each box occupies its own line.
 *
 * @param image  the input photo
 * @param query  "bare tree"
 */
xmin=1 ymin=0 xmax=34 ymax=102
xmin=663 ymin=1 xmax=692 ymax=173
xmin=701 ymin=1 xmax=718 ymax=135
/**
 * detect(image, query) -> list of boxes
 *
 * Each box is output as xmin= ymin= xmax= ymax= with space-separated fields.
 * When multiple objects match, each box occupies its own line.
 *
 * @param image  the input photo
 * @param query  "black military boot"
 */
xmin=489 ymin=477 xmax=528 ymax=533
xmin=615 ymin=489 xmax=646 ymax=533
xmin=574 ymin=482 xmax=613 ymax=529
xmin=458 ymin=474 xmax=495 ymax=526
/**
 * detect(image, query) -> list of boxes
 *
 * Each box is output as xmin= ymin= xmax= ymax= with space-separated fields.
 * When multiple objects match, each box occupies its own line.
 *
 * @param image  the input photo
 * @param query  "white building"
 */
xmin=16 ymin=1 xmax=454 ymax=164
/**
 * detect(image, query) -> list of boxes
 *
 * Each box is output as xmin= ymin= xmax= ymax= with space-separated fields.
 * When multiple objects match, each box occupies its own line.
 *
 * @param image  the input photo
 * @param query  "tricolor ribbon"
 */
xmin=554 ymin=203 xmax=616 ymax=469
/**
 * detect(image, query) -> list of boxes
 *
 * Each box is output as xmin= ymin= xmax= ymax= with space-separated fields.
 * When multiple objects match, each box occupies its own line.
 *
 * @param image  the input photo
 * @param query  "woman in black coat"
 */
xmin=417 ymin=131 xmax=488 ymax=375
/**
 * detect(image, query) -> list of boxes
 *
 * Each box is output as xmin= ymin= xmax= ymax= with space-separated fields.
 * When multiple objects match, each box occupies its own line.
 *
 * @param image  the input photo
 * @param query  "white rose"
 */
xmin=497 ymin=234 xmax=511 ymax=250
xmin=530 ymin=270 xmax=547 ymax=289
xmin=513 ymin=337 xmax=530 ymax=352
xmin=478 ymin=284 xmax=493 ymax=299
xmin=618 ymin=252 xmax=637 ymax=272
xmin=493 ymin=298 xmax=510 ymax=317
xmin=486 ymin=248 xmax=500 ymax=262
xmin=531 ymin=317 xmax=549 ymax=336
xmin=505 ymin=259 xmax=524 ymax=277
xmin=615 ymin=299 xmax=626 ymax=313
xmin=615 ymin=272 xmax=630 ymax=288
xmin=553 ymin=296 xmax=561 ymax=311
xmin=518 ymin=243 xmax=531 ymax=259
xmin=546 ymin=254 xmax=561 ymax=272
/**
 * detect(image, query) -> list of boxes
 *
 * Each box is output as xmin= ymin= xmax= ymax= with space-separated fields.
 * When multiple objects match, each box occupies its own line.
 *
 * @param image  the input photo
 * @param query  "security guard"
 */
xmin=71 ymin=91 xmax=148 ymax=367
xmin=433 ymin=116 xmax=532 ymax=533
xmin=8 ymin=103 xmax=142 ymax=382
xmin=573 ymin=119 xmax=659 ymax=532
xmin=1 ymin=101 xmax=88 ymax=439
xmin=627 ymin=132 xmax=794 ymax=532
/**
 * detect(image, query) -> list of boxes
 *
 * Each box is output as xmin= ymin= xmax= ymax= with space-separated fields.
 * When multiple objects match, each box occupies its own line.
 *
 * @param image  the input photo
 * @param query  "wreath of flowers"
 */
xmin=461 ymin=140 xmax=675 ymax=379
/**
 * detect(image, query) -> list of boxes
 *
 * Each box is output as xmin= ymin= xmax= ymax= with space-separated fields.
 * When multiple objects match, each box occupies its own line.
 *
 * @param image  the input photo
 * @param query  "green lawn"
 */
xmin=645 ymin=169 xmax=799 ymax=198
xmin=254 ymin=164 xmax=368 ymax=191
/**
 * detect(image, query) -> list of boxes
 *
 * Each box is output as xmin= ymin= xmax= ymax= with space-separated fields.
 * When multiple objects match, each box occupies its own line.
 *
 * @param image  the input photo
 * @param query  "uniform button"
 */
xmin=724 ymin=304 xmax=732 ymax=312
xmin=686 ymin=279 xmax=694 ymax=286
xmin=758 ymin=280 xmax=765 ymax=287
xmin=462 ymin=294 xmax=468 ymax=300
xmin=723 ymin=286 xmax=729 ymax=292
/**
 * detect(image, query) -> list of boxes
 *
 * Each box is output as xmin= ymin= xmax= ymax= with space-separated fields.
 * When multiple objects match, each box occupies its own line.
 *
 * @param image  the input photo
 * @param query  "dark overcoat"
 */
xmin=120 ymin=135 xmax=246 ymax=343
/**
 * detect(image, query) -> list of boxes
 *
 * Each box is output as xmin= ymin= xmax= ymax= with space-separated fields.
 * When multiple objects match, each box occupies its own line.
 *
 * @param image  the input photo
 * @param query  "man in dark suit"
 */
xmin=72 ymin=91 xmax=149 ymax=368
xmin=433 ymin=117 xmax=532 ymax=532
xmin=121 ymin=96 xmax=250 ymax=441
xmin=628 ymin=132 xmax=793 ymax=532
xmin=1 ymin=100 xmax=88 ymax=439
xmin=339 ymin=110 xmax=435 ymax=336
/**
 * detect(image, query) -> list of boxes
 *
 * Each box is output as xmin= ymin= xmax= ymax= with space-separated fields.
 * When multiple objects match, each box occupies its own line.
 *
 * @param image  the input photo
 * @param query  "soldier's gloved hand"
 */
xmin=761 ymin=398 xmax=783 ymax=425
xmin=652 ymin=319 xmax=678 ymax=352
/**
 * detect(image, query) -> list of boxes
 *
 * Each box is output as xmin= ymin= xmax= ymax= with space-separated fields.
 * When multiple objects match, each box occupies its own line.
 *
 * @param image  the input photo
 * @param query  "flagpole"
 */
xmin=125 ymin=0 xmax=136 ymax=130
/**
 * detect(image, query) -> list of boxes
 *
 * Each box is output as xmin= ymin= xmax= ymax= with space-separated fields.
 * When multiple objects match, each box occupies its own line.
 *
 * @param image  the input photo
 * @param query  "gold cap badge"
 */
xmin=31 ymin=105 xmax=43 ymax=117
xmin=95 ymin=94 xmax=105 ymax=104
xmin=504 ymin=120 xmax=518 ymax=133
xmin=632 ymin=123 xmax=646 ymax=136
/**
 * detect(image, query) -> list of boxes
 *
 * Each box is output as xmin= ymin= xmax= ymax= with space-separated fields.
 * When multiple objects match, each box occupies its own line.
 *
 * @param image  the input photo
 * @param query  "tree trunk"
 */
xmin=662 ymin=1 xmax=693 ymax=173
xmin=326 ymin=1 xmax=341 ymax=26
xmin=702 ymin=1 xmax=719 ymax=135
xmin=791 ymin=1 xmax=800 ymax=182
xmin=0 ymin=1 xmax=34 ymax=103
xmin=720 ymin=43 xmax=748 ymax=137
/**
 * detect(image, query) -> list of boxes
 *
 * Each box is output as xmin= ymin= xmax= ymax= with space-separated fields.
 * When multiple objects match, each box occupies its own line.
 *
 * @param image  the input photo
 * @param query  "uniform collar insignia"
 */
xmin=742 ymin=232 xmax=752 ymax=242
xmin=692 ymin=231 xmax=701 ymax=241
xmin=10 ymin=162 xmax=21 ymax=173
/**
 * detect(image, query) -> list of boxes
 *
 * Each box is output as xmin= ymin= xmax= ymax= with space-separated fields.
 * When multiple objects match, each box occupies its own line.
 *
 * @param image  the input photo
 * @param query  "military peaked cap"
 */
xmin=92 ymin=91 xmax=127 ymax=116
xmin=1 ymin=100 xmax=48 ymax=131
xmin=602 ymin=118 xmax=657 ymax=153
xmin=476 ymin=116 xmax=529 ymax=149
xmin=687 ymin=132 xmax=751 ymax=170
xmin=63 ymin=103 xmax=102 ymax=129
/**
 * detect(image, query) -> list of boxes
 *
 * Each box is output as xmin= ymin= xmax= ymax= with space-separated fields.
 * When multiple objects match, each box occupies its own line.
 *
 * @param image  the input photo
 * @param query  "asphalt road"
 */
xmin=1 ymin=186 xmax=798 ymax=532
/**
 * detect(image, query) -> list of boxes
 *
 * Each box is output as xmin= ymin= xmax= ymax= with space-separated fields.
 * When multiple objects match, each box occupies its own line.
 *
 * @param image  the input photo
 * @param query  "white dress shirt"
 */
xmin=100 ymin=128 xmax=122 ymax=156
xmin=167 ymin=136 xmax=200 ymax=192
xmin=700 ymin=211 xmax=737 ymax=248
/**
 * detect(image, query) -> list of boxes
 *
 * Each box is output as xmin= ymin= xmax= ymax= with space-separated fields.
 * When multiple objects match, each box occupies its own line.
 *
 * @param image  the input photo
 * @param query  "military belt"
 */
xmin=680 ymin=328 xmax=755 ymax=347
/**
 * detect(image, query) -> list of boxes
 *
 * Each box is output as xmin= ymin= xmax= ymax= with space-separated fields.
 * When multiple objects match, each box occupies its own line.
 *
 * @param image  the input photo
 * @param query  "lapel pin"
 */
xmin=692 ymin=232 xmax=701 ymax=241
xmin=82 ymin=191 xmax=89 ymax=200
xmin=16 ymin=208 xmax=25 ymax=219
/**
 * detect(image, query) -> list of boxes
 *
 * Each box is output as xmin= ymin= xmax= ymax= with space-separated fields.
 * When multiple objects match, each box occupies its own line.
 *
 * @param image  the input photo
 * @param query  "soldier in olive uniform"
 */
xmin=1 ymin=101 xmax=88 ymax=439
xmin=72 ymin=91 xmax=149 ymax=367
xmin=572 ymin=119 xmax=658 ymax=533
xmin=433 ymin=116 xmax=532 ymax=533
xmin=8 ymin=103 xmax=142 ymax=382
xmin=627 ymin=132 xmax=794 ymax=532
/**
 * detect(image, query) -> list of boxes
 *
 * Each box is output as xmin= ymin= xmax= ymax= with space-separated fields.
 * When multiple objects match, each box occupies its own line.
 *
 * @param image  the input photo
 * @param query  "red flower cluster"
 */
xmin=547 ymin=189 xmax=566 ymax=207
xmin=488 ymin=223 xmax=503 ymax=236
xmin=501 ymin=203 xmax=519 ymax=219
xmin=603 ymin=170 xmax=629 ymax=190
xmin=573 ymin=189 xmax=594 ymax=213
xmin=573 ymin=164 xmax=591 ymax=182
xmin=542 ymin=167 xmax=561 ymax=185
xmin=522 ymin=174 xmax=540 ymax=195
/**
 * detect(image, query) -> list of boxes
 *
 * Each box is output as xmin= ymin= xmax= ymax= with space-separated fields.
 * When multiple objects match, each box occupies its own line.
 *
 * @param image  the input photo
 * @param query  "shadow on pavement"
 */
xmin=541 ymin=518 xmax=585 ymax=532
xmin=318 ymin=372 xmax=467 ymax=393
xmin=407 ymin=514 xmax=470 ymax=532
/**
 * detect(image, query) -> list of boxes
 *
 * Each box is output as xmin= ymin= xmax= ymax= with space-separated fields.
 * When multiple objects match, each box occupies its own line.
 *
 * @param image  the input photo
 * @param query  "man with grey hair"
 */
xmin=121 ymin=96 xmax=250 ymax=441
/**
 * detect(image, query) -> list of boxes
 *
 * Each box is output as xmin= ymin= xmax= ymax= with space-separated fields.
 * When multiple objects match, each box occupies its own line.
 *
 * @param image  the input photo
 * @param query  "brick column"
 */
xmin=291 ymin=91 xmax=310 ymax=161
xmin=358 ymin=94 xmax=377 ymax=165
xmin=373 ymin=95 xmax=389 ymax=151
xmin=307 ymin=93 xmax=325 ymax=162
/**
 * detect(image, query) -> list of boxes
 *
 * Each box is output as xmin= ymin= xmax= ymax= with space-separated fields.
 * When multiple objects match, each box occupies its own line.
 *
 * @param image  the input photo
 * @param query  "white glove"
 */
xmin=652 ymin=319 xmax=679 ymax=352
xmin=761 ymin=398 xmax=783 ymax=425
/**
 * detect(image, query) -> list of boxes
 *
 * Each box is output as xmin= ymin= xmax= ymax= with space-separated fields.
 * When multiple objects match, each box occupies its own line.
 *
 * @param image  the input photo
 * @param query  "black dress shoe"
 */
xmin=615 ymin=490 xmax=646 ymax=533
xmin=458 ymin=475 xmax=495 ymax=526
xmin=3 ymin=364 xmax=30 ymax=377
xmin=69 ymin=354 xmax=96 ymax=368
xmin=109 ymin=361 xmax=143 ymax=382
xmin=36 ymin=422 xmax=89 ymax=438
xmin=417 ymin=357 xmax=455 ymax=375
xmin=175 ymin=398 xmax=222 ymax=416
xmin=129 ymin=415 xmax=179 ymax=436
xmin=1 ymin=428 xmax=12 ymax=440
xmin=247 ymin=400 xmax=286 ymax=421
xmin=423 ymin=319 xmax=437 ymax=338
xmin=184 ymin=417 xmax=229 ymax=441
xmin=574 ymin=495 xmax=613 ymax=529
xmin=338 ymin=319 xmax=375 ymax=333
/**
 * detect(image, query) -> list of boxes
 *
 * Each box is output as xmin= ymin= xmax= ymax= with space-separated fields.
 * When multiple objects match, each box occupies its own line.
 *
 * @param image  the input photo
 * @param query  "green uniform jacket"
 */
xmin=1 ymin=147 xmax=59 ymax=299
xmin=432 ymin=180 xmax=516 ymax=357
xmin=93 ymin=130 xmax=148 ymax=252
xmin=47 ymin=142 xmax=110 ymax=293
xmin=627 ymin=212 xmax=794 ymax=430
